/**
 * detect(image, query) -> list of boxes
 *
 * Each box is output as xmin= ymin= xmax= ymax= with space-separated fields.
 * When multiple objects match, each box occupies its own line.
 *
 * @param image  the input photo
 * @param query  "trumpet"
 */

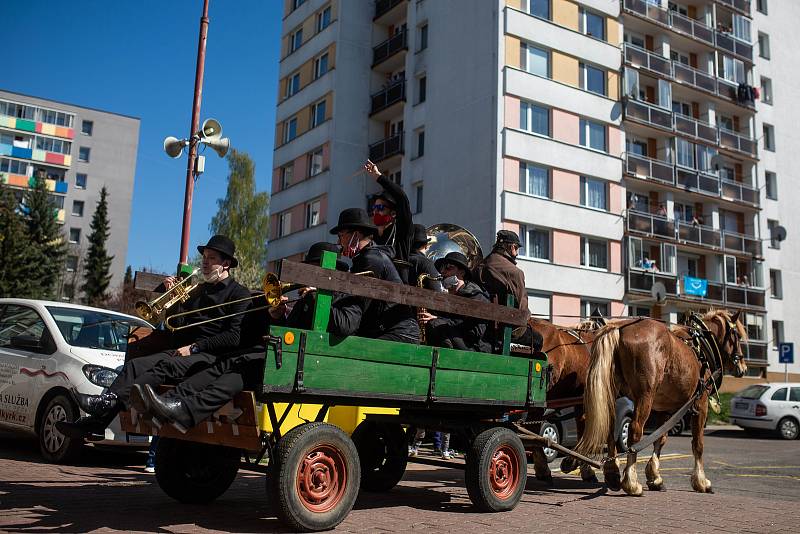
xmin=135 ymin=268 xmax=201 ymax=323
xmin=417 ymin=273 xmax=443 ymax=345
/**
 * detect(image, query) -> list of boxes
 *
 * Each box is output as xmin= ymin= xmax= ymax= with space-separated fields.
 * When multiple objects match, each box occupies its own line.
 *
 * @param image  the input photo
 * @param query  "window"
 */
xmin=676 ymin=138 xmax=695 ymax=168
xmin=388 ymin=170 xmax=401 ymax=185
xmin=770 ymin=269 xmax=782 ymax=299
xmin=78 ymin=147 xmax=90 ymax=162
xmin=768 ymin=220 xmax=781 ymax=249
xmin=417 ymin=75 xmax=427 ymax=103
xmin=306 ymin=199 xmax=321 ymax=228
xmin=36 ymin=137 xmax=71 ymax=155
xmin=581 ymin=300 xmax=608 ymax=319
xmin=69 ymin=227 xmax=81 ymax=244
xmin=75 ymin=173 xmax=87 ymax=189
xmin=290 ymin=28 xmax=303 ymax=53
xmin=580 ymin=177 xmax=607 ymax=210
xmin=757 ymin=0 xmax=768 ymax=15
xmin=771 ymin=387 xmax=787 ymax=401
xmin=309 ymin=148 xmax=324 ymax=177
xmin=72 ymin=200 xmax=84 ymax=217
xmin=0 ymin=158 xmax=28 ymax=175
xmin=772 ymin=320 xmax=785 ymax=347
xmin=744 ymin=312 xmax=765 ymax=341
xmin=524 ymin=0 xmax=550 ymax=19
xmin=791 ymin=388 xmax=800 ymax=402
xmin=580 ymin=63 xmax=605 ymax=96
xmin=314 ymin=53 xmax=329 ymax=79
xmin=519 ymin=162 xmax=549 ymax=197
xmin=416 ymin=129 xmax=425 ymax=158
xmin=317 ymin=5 xmax=332 ymax=32
xmin=765 ymin=172 xmax=777 ymax=200
xmin=520 ymin=226 xmax=550 ymax=260
xmin=720 ymin=55 xmax=746 ymax=84
xmin=520 ymin=43 xmax=549 ymax=77
xmin=0 ymin=305 xmax=46 ymax=349
xmin=580 ymin=119 xmax=606 ymax=151
xmin=311 ymin=100 xmax=327 ymax=128
xmin=520 ymin=101 xmax=549 ymax=136
xmin=581 ymin=237 xmax=608 ymax=269
xmin=81 ymin=120 xmax=93 ymax=136
xmin=278 ymin=212 xmax=292 ymax=237
xmin=763 ymin=124 xmax=775 ymax=152
xmin=758 ymin=32 xmax=770 ymax=59
xmin=629 ymin=306 xmax=651 ymax=317
xmin=418 ymin=24 xmax=428 ymax=51
xmin=286 ymin=73 xmax=300 ymax=98
xmin=733 ymin=14 xmax=751 ymax=42
xmin=760 ymin=76 xmax=773 ymax=105
xmin=280 ymin=164 xmax=293 ymax=189
xmin=293 ymin=0 xmax=305 ymax=8
xmin=580 ymin=8 xmax=605 ymax=40
xmin=283 ymin=117 xmax=297 ymax=144
xmin=66 ymin=255 xmax=78 ymax=272
xmin=415 ymin=183 xmax=423 ymax=214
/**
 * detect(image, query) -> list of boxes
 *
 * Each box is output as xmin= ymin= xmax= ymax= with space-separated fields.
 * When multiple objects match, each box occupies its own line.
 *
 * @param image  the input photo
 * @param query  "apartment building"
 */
xmin=0 ymin=89 xmax=140 ymax=302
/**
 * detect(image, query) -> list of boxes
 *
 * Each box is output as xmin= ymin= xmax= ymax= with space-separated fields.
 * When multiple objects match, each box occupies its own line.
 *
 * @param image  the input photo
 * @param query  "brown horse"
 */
xmin=572 ymin=310 xmax=747 ymax=495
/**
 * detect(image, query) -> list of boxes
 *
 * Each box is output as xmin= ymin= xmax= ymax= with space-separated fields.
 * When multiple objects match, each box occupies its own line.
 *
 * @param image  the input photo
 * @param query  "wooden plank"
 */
xmin=134 ymin=270 xmax=166 ymax=292
xmin=279 ymin=260 xmax=529 ymax=326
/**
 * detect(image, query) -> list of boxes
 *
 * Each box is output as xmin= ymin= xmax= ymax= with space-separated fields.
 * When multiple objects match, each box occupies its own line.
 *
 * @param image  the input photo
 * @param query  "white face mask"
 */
xmin=203 ymin=265 xmax=223 ymax=283
xmin=442 ymin=275 xmax=459 ymax=290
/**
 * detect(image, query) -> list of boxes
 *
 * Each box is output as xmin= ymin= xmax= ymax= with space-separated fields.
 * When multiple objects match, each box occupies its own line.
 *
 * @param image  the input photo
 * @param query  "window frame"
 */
xmin=765 ymin=171 xmax=777 ymax=200
xmin=75 ymin=173 xmax=87 ymax=189
xmin=416 ymin=129 xmax=425 ymax=158
xmin=305 ymin=199 xmax=321 ymax=228
xmin=81 ymin=120 xmax=93 ymax=136
xmin=760 ymin=76 xmax=773 ymax=105
xmin=311 ymin=100 xmax=327 ymax=128
xmin=78 ymin=146 xmax=90 ymax=162
xmin=317 ymin=5 xmax=332 ymax=33
xmin=580 ymin=176 xmax=608 ymax=211
xmin=417 ymin=75 xmax=427 ymax=104
xmin=290 ymin=28 xmax=303 ymax=53
xmin=519 ymin=225 xmax=551 ymax=261
xmin=757 ymin=0 xmax=768 ymax=15
xmin=519 ymin=162 xmax=550 ymax=198
xmin=308 ymin=148 xmax=324 ymax=177
xmin=579 ymin=8 xmax=606 ymax=40
xmin=418 ymin=23 xmax=428 ymax=52
xmin=520 ymin=100 xmax=550 ymax=136
xmin=414 ymin=182 xmax=423 ymax=214
xmin=769 ymin=269 xmax=782 ymax=299
xmin=71 ymin=200 xmax=84 ymax=217
xmin=763 ymin=123 xmax=775 ymax=152
xmin=314 ymin=52 xmax=329 ymax=79
xmin=278 ymin=211 xmax=292 ymax=238
xmin=580 ymin=236 xmax=609 ymax=270
xmin=758 ymin=32 xmax=770 ymax=59
xmin=520 ymin=42 xmax=550 ymax=78
xmin=283 ymin=117 xmax=298 ymax=144
xmin=68 ymin=227 xmax=81 ymax=244
xmin=580 ymin=62 xmax=606 ymax=96
xmin=286 ymin=72 xmax=301 ymax=98
xmin=523 ymin=0 xmax=550 ymax=20
xmin=580 ymin=118 xmax=607 ymax=152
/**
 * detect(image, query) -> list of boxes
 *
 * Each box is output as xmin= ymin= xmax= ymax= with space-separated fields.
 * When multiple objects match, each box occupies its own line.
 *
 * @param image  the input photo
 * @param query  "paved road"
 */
xmin=1 ymin=427 xmax=798 ymax=533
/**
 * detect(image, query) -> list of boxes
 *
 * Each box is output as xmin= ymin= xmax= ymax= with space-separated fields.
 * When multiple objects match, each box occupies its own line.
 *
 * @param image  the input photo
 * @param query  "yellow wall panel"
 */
xmin=606 ymin=18 xmax=620 ymax=46
xmin=323 ymin=93 xmax=333 ymax=121
xmin=299 ymin=60 xmax=314 ymax=87
xmin=328 ymin=43 xmax=336 ymax=69
xmin=302 ymin=15 xmax=316 ymax=41
xmin=607 ymin=71 xmax=619 ymax=100
xmin=552 ymin=51 xmax=579 ymax=87
xmin=296 ymin=107 xmax=311 ymax=136
xmin=505 ymin=35 xmax=521 ymax=68
xmin=506 ymin=0 xmax=523 ymax=9
xmin=553 ymin=0 xmax=579 ymax=31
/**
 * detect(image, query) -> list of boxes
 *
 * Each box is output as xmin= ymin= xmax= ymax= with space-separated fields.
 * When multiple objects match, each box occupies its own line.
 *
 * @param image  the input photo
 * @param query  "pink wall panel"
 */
xmin=44 ymin=152 xmax=64 ymax=165
xmin=322 ymin=142 xmax=331 ymax=171
xmin=270 ymin=214 xmax=278 ymax=240
xmin=505 ymin=96 xmax=520 ymax=129
xmin=552 ymin=294 xmax=580 ymax=326
xmin=607 ymin=126 xmax=621 ymax=157
xmin=609 ymin=182 xmax=622 ymax=214
xmin=272 ymin=167 xmax=281 ymax=193
xmin=502 ymin=220 xmax=521 ymax=233
xmin=504 ymin=158 xmax=520 ymax=192
xmin=319 ymin=194 xmax=328 ymax=223
xmin=290 ymin=204 xmax=306 ymax=231
xmin=551 ymin=169 xmax=580 ymax=204
xmin=611 ymin=301 xmax=625 ymax=318
xmin=293 ymin=153 xmax=308 ymax=183
xmin=552 ymin=230 xmax=580 ymax=266
xmin=609 ymin=241 xmax=621 ymax=273
xmin=551 ymin=109 xmax=580 ymax=145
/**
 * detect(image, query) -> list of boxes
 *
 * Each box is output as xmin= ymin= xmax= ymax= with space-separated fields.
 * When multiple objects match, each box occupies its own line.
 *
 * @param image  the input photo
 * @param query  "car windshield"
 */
xmin=736 ymin=385 xmax=769 ymax=399
xmin=46 ymin=306 xmax=151 ymax=352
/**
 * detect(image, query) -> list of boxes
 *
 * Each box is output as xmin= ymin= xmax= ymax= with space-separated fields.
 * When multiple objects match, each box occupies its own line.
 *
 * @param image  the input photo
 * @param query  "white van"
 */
xmin=0 ymin=298 xmax=153 ymax=462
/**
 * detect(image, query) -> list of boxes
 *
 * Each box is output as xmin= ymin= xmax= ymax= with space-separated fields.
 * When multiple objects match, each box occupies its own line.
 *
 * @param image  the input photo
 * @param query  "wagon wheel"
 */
xmin=351 ymin=421 xmax=408 ymax=491
xmin=268 ymin=422 xmax=360 ymax=532
xmin=464 ymin=427 xmax=527 ymax=512
xmin=155 ymin=438 xmax=241 ymax=504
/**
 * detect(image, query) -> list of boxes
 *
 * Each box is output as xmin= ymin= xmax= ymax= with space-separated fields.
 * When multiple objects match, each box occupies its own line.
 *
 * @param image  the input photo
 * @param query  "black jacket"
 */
xmin=329 ymin=243 xmax=419 ymax=342
xmin=409 ymin=251 xmax=443 ymax=292
xmin=373 ymin=175 xmax=413 ymax=263
xmin=427 ymin=281 xmax=492 ymax=352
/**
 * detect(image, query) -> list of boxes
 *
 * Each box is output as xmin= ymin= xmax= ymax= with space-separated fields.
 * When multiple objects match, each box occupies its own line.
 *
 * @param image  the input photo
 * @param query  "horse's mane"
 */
xmin=702 ymin=309 xmax=749 ymax=342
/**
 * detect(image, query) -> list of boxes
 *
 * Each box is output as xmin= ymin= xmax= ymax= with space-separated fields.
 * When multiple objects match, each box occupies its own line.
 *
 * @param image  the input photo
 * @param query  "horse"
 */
xmin=570 ymin=310 xmax=747 ymax=496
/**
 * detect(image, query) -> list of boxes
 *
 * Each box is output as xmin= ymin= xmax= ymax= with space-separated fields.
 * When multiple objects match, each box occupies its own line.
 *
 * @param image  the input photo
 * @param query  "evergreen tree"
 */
xmin=209 ymin=150 xmax=270 ymax=289
xmin=81 ymin=186 xmax=114 ymax=306
xmin=23 ymin=174 xmax=67 ymax=299
xmin=0 ymin=183 xmax=33 ymax=297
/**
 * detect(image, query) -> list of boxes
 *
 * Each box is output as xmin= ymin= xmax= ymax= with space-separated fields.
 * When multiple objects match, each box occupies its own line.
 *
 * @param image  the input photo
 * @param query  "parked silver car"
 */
xmin=729 ymin=383 xmax=800 ymax=440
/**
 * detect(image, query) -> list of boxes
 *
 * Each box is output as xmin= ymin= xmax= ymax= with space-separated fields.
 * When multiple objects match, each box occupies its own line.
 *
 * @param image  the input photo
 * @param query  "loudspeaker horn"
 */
xmin=203 ymin=136 xmax=230 ymax=158
xmin=201 ymin=118 xmax=222 ymax=139
xmin=163 ymin=136 xmax=186 ymax=159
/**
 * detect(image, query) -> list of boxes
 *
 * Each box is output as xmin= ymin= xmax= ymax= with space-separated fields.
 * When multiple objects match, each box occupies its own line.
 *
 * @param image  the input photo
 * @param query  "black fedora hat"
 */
xmin=371 ymin=189 xmax=399 ymax=208
xmin=303 ymin=242 xmax=350 ymax=272
xmin=412 ymin=224 xmax=430 ymax=247
xmin=435 ymin=251 xmax=471 ymax=275
xmin=197 ymin=234 xmax=238 ymax=268
xmin=329 ymin=208 xmax=378 ymax=236
xmin=495 ymin=229 xmax=521 ymax=246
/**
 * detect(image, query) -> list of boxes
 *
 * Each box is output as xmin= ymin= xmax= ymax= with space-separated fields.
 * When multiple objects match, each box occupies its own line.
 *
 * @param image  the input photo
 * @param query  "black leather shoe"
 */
xmin=129 ymin=384 xmax=150 ymax=415
xmin=142 ymin=384 xmax=193 ymax=434
xmin=74 ymin=391 xmax=119 ymax=416
xmin=56 ymin=414 xmax=110 ymax=440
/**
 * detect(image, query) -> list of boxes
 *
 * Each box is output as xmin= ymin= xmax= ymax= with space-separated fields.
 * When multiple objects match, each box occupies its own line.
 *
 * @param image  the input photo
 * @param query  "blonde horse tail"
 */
xmin=574 ymin=326 xmax=620 ymax=458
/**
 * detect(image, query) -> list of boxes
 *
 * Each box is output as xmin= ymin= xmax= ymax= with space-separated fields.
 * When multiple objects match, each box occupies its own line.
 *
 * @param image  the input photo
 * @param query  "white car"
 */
xmin=729 ymin=382 xmax=800 ymax=440
xmin=0 ymin=298 xmax=153 ymax=462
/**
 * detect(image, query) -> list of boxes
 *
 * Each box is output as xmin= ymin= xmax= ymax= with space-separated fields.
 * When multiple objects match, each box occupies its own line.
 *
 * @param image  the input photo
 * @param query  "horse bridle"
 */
xmin=723 ymin=319 xmax=743 ymax=367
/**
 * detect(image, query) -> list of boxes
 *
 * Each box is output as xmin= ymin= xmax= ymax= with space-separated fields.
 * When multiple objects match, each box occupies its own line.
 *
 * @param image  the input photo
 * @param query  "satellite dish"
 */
xmin=651 ymin=282 xmax=667 ymax=304
xmin=770 ymin=225 xmax=787 ymax=243
xmin=163 ymin=136 xmax=186 ymax=159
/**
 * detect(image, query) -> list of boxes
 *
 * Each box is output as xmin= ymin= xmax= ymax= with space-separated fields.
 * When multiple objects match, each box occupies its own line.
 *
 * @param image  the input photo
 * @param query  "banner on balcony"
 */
xmin=683 ymin=276 xmax=708 ymax=297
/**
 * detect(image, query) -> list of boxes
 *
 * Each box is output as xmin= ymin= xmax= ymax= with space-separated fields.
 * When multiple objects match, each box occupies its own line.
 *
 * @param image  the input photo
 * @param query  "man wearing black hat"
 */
xmin=329 ymin=207 xmax=419 ymax=342
xmin=409 ymin=223 xmax=443 ymax=292
xmin=419 ymin=251 xmax=491 ymax=352
xmin=58 ymin=234 xmax=252 ymax=439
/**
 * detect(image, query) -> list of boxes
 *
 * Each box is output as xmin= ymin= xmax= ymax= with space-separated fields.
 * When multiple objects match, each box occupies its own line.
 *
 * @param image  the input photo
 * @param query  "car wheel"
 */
xmin=617 ymin=416 xmax=631 ymax=451
xmin=539 ymin=423 xmax=559 ymax=463
xmin=669 ymin=418 xmax=685 ymax=436
xmin=38 ymin=394 xmax=83 ymax=463
xmin=777 ymin=417 xmax=799 ymax=440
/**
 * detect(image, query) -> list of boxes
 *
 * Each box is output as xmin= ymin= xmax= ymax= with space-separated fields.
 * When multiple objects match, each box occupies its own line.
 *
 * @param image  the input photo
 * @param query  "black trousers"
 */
xmin=168 ymin=348 xmax=265 ymax=426
xmin=108 ymin=351 xmax=218 ymax=408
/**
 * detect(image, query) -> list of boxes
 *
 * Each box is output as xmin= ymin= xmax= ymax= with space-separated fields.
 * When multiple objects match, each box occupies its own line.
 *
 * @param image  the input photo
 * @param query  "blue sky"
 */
xmin=4 ymin=0 xmax=282 ymax=274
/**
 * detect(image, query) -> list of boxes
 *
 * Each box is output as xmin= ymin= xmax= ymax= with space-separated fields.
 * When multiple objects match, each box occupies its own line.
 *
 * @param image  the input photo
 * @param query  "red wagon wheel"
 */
xmin=489 ymin=444 xmax=521 ymax=500
xmin=296 ymin=444 xmax=348 ymax=513
xmin=465 ymin=427 xmax=527 ymax=512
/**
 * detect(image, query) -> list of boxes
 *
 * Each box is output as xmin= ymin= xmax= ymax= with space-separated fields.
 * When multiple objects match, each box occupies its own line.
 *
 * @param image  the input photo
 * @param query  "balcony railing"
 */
xmin=627 ymin=210 xmax=676 ymax=239
xmin=372 ymin=29 xmax=408 ymax=67
xmin=676 ymin=167 xmax=721 ymax=196
xmin=370 ymin=80 xmax=406 ymax=115
xmin=720 ymin=179 xmax=759 ymax=206
xmin=623 ymin=0 xmax=669 ymax=25
xmin=716 ymin=78 xmax=756 ymax=109
xmin=628 ymin=270 xmax=679 ymax=295
xmin=671 ymin=11 xmax=715 ymax=45
xmin=368 ymin=132 xmax=404 ymax=162
xmin=676 ymin=220 xmax=722 ymax=248
xmin=672 ymin=61 xmax=717 ymax=94
xmin=718 ymin=127 xmax=757 ymax=157
xmin=625 ymin=99 xmax=673 ymax=130
xmin=625 ymin=153 xmax=675 ymax=185
xmin=374 ymin=0 xmax=404 ymax=20
xmin=715 ymin=31 xmax=753 ymax=62
xmin=624 ymin=43 xmax=673 ymax=78
xmin=715 ymin=0 xmax=751 ymax=15
xmin=674 ymin=113 xmax=719 ymax=144
xmin=722 ymin=230 xmax=762 ymax=256
xmin=726 ymin=285 xmax=765 ymax=307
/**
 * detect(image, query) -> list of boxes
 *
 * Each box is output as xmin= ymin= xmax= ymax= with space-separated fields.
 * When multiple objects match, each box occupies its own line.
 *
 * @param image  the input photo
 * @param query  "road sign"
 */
xmin=778 ymin=342 xmax=794 ymax=364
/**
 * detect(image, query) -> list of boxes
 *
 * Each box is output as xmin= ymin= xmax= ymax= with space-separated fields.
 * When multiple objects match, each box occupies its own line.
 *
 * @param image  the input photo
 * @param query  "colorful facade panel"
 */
xmin=0 ymin=115 xmax=74 ymax=139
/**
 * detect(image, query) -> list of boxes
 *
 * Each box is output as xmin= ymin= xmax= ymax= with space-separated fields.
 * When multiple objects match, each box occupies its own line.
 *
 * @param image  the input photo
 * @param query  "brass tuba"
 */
xmin=135 ymin=268 xmax=201 ymax=323
xmin=425 ymin=223 xmax=484 ymax=270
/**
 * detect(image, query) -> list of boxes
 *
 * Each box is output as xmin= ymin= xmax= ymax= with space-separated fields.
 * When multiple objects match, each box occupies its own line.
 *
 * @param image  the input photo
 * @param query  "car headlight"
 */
xmin=82 ymin=365 xmax=119 ymax=388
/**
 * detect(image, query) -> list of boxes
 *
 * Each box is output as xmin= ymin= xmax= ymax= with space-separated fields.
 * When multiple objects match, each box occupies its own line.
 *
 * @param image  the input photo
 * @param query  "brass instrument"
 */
xmin=417 ymin=273 xmax=443 ymax=345
xmin=263 ymin=272 xmax=305 ymax=308
xmin=135 ymin=268 xmax=201 ymax=323
xmin=425 ymin=223 xmax=484 ymax=270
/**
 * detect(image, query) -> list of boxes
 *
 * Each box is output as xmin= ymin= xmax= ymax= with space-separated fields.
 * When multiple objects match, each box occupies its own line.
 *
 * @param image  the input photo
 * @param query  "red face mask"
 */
xmin=373 ymin=213 xmax=393 ymax=227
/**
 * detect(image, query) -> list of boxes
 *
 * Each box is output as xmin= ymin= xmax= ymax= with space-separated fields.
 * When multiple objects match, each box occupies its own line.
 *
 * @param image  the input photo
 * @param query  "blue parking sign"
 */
xmin=778 ymin=342 xmax=794 ymax=364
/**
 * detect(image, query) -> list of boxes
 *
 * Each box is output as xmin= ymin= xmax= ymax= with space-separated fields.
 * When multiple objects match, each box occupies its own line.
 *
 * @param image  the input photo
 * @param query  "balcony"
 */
xmin=627 ymin=210 xmax=676 ymax=240
xmin=370 ymin=80 xmax=406 ymax=118
xmin=674 ymin=113 xmax=718 ymax=145
xmin=374 ymin=0 xmax=406 ymax=22
xmin=715 ymin=0 xmax=752 ymax=16
xmin=628 ymin=270 xmax=679 ymax=295
xmin=670 ymin=11 xmax=715 ymax=46
xmin=672 ymin=62 xmax=717 ymax=94
xmin=716 ymin=78 xmax=756 ymax=109
xmin=718 ymin=127 xmax=757 ymax=158
xmin=624 ymin=43 xmax=672 ymax=78
xmin=722 ymin=230 xmax=762 ymax=256
xmin=623 ymin=0 xmax=669 ymax=25
xmin=676 ymin=220 xmax=722 ymax=248
xmin=372 ymin=29 xmax=408 ymax=70
xmin=625 ymin=153 xmax=675 ymax=185
xmin=624 ymin=99 xmax=672 ymax=131
xmin=726 ymin=285 xmax=765 ymax=308
xmin=368 ymin=132 xmax=404 ymax=163
xmin=720 ymin=179 xmax=759 ymax=206
xmin=676 ymin=167 xmax=720 ymax=196
xmin=715 ymin=31 xmax=753 ymax=62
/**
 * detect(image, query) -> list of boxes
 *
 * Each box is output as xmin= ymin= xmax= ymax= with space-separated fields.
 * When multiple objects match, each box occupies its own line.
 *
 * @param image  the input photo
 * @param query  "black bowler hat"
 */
xmin=412 ymin=224 xmax=430 ymax=247
xmin=496 ymin=230 xmax=521 ymax=246
xmin=435 ymin=251 xmax=471 ymax=275
xmin=303 ymin=242 xmax=350 ymax=272
xmin=329 ymin=208 xmax=378 ymax=236
xmin=197 ymin=234 xmax=238 ymax=268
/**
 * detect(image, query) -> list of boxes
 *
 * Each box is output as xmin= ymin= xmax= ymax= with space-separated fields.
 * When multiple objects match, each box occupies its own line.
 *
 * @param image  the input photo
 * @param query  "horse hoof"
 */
xmin=647 ymin=481 xmax=665 ymax=492
xmin=536 ymin=473 xmax=554 ymax=485
xmin=560 ymin=457 xmax=578 ymax=473
xmin=605 ymin=476 xmax=622 ymax=492
xmin=623 ymin=483 xmax=643 ymax=496
xmin=583 ymin=473 xmax=599 ymax=484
